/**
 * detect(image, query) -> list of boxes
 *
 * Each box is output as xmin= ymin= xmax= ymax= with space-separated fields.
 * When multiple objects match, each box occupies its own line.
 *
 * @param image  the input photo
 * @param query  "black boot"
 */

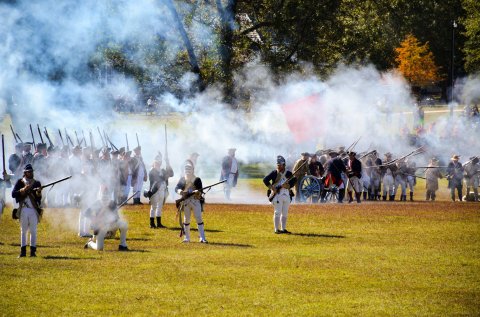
xmin=156 ymin=217 xmax=165 ymax=228
xmin=338 ymin=189 xmax=345 ymax=203
xmin=389 ymin=195 xmax=395 ymax=201
xmin=356 ymin=193 xmax=361 ymax=203
xmin=18 ymin=246 xmax=27 ymax=258
xmin=150 ymin=217 xmax=156 ymax=229
xmin=363 ymin=192 xmax=367 ymax=200
xmin=382 ymin=195 xmax=387 ymax=201
xmin=348 ymin=192 xmax=353 ymax=203
xmin=402 ymin=195 xmax=407 ymax=201
xmin=30 ymin=246 xmax=37 ymax=257
xmin=410 ymin=192 xmax=414 ymax=201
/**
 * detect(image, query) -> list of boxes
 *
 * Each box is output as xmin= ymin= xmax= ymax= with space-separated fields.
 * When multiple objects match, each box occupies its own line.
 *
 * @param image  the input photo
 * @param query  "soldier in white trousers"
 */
xmin=131 ymin=146 xmax=147 ymax=205
xmin=12 ymin=164 xmax=42 ymax=257
xmin=381 ymin=153 xmax=396 ymax=201
xmin=175 ymin=160 xmax=207 ymax=243
xmin=85 ymin=197 xmax=129 ymax=251
xmin=146 ymin=153 xmax=173 ymax=228
xmin=263 ymin=155 xmax=296 ymax=234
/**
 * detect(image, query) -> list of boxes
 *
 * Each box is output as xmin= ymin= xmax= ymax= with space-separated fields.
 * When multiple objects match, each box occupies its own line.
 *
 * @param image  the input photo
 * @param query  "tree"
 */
xmin=462 ymin=0 xmax=480 ymax=73
xmin=395 ymin=34 xmax=441 ymax=88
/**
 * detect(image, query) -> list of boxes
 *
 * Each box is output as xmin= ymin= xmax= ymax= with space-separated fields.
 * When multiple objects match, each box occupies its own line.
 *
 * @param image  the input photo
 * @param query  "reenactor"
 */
xmin=425 ymin=158 xmax=443 ymax=201
xmin=446 ymin=155 xmax=464 ymax=202
xmin=346 ymin=151 xmax=363 ymax=203
xmin=175 ymin=160 xmax=207 ymax=243
xmin=145 ymin=152 xmax=173 ymax=228
xmin=12 ymin=164 xmax=42 ymax=258
xmin=131 ymin=146 xmax=147 ymax=205
xmin=464 ymin=157 xmax=479 ymax=201
xmin=292 ymin=152 xmax=310 ymax=202
xmin=220 ymin=148 xmax=239 ymax=200
xmin=263 ymin=155 xmax=296 ymax=234
xmin=382 ymin=153 xmax=396 ymax=201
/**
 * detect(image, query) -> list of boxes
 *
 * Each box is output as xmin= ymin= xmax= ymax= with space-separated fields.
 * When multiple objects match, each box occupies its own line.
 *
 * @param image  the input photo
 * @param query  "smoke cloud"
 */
xmin=0 ymin=0 xmax=478 ymax=221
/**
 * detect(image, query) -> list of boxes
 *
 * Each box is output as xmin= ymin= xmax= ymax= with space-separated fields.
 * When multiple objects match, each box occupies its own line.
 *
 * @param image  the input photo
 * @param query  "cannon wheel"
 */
xmin=324 ymin=184 xmax=339 ymax=202
xmin=299 ymin=175 xmax=322 ymax=202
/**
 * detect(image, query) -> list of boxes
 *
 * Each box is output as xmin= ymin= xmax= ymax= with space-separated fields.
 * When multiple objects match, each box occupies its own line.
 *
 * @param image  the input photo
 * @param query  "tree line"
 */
xmin=90 ymin=0 xmax=479 ymax=106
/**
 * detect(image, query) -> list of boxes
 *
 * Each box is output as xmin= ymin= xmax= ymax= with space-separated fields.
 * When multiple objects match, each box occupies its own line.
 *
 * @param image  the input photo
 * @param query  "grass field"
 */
xmin=1 ymin=190 xmax=479 ymax=316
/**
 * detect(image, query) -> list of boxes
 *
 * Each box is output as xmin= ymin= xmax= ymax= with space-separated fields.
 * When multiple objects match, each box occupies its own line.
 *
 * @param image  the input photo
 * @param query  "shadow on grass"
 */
xmin=44 ymin=256 xmax=99 ymax=260
xmin=106 ymin=249 xmax=151 ymax=253
xmin=113 ymin=237 xmax=151 ymax=241
xmin=166 ymin=227 xmax=223 ymax=233
xmin=9 ymin=243 xmax=60 ymax=248
xmin=207 ymin=242 xmax=254 ymax=248
xmin=291 ymin=233 xmax=346 ymax=238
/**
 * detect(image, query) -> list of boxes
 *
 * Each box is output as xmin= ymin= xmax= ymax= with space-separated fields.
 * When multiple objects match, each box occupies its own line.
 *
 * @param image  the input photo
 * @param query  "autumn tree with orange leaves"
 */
xmin=395 ymin=34 xmax=441 ymax=88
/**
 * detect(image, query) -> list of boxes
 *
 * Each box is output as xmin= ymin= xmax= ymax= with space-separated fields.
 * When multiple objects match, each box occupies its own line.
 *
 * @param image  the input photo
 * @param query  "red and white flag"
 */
xmin=281 ymin=93 xmax=324 ymax=143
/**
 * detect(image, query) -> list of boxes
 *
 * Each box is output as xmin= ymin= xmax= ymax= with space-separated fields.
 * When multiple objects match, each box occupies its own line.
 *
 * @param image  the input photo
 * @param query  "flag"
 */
xmin=281 ymin=94 xmax=324 ymax=143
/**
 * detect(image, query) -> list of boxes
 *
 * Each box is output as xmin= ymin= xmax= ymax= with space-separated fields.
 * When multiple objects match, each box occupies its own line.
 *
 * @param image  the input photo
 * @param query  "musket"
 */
xmin=117 ymin=191 xmax=139 ymax=209
xmin=175 ymin=180 xmax=227 ymax=237
xmin=377 ymin=146 xmax=426 ymax=167
xmin=2 ymin=134 xmax=6 ymax=175
xmin=24 ymin=176 xmax=73 ymax=195
xmin=43 ymin=127 xmax=54 ymax=149
xmin=39 ymin=176 xmax=72 ymax=190
xmin=89 ymin=131 xmax=95 ymax=150
xmin=107 ymin=136 xmax=118 ymax=151
xmin=463 ymin=156 xmax=479 ymax=167
xmin=65 ymin=129 xmax=74 ymax=147
xmin=74 ymin=130 xmax=80 ymax=146
xmin=267 ymin=159 xmax=308 ymax=202
xmin=346 ymin=136 xmax=361 ymax=153
xmin=82 ymin=130 xmax=87 ymax=146
xmin=29 ymin=124 xmax=36 ymax=151
xmin=136 ymin=133 xmax=140 ymax=148
xmin=58 ymin=129 xmax=65 ymax=147
xmin=97 ymin=127 xmax=105 ymax=147
xmin=414 ymin=166 xmax=448 ymax=169
xmin=37 ymin=124 xmax=44 ymax=144
xmin=10 ymin=124 xmax=18 ymax=143
xmin=16 ymin=133 xmax=23 ymax=143
xmin=175 ymin=179 xmax=227 ymax=209
xmin=125 ymin=133 xmax=129 ymax=152
xmin=358 ymin=150 xmax=376 ymax=160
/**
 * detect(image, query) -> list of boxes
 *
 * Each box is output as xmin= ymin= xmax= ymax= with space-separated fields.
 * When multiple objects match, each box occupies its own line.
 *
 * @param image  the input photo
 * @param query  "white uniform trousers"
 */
xmin=395 ymin=175 xmax=407 ymax=196
xmin=347 ymin=176 xmax=363 ymax=193
xmin=407 ymin=175 xmax=415 ymax=193
xmin=123 ymin=174 xmax=132 ymax=198
xmin=133 ymin=169 xmax=145 ymax=199
xmin=88 ymin=219 xmax=128 ymax=251
xmin=382 ymin=174 xmax=395 ymax=196
xmin=182 ymin=198 xmax=205 ymax=242
xmin=150 ymin=184 xmax=167 ymax=217
xmin=20 ymin=207 xmax=38 ymax=247
xmin=272 ymin=191 xmax=290 ymax=231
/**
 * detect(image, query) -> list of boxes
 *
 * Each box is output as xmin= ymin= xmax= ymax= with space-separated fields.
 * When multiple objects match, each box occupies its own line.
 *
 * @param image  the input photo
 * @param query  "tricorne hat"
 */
xmin=23 ymin=164 xmax=33 ymax=172
xmin=277 ymin=155 xmax=286 ymax=165
xmin=451 ymin=154 xmax=460 ymax=160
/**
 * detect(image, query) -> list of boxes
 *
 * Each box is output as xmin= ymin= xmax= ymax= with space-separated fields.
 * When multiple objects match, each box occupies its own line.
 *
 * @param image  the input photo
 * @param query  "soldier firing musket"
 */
xmin=174 ymin=161 xmax=221 ymax=243
xmin=84 ymin=190 xmax=137 ymax=251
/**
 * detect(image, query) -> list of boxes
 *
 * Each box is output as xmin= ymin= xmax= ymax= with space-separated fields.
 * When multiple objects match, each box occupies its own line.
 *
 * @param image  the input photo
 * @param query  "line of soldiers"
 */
xmin=291 ymin=148 xmax=480 ymax=203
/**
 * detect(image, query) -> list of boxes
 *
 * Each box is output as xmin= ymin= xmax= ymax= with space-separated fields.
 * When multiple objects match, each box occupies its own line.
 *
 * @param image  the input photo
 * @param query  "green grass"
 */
xmin=0 ymin=196 xmax=479 ymax=316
